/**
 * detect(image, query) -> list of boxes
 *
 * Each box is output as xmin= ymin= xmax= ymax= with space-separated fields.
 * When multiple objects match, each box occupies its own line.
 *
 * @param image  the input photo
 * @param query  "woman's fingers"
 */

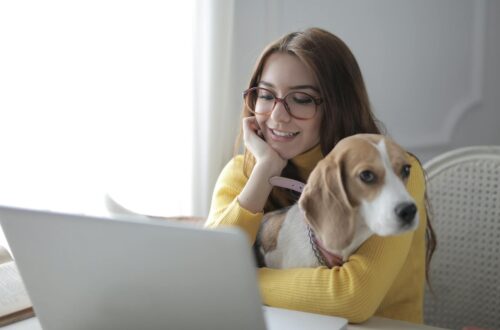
xmin=242 ymin=117 xmax=286 ymax=170
xmin=242 ymin=117 xmax=265 ymax=149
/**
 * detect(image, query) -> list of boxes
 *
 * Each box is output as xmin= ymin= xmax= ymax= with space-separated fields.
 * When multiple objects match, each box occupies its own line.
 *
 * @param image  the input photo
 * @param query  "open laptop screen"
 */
xmin=0 ymin=206 xmax=267 ymax=330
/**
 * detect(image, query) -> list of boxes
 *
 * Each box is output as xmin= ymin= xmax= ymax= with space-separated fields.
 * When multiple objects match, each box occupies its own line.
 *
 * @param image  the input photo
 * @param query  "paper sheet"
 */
xmin=0 ymin=245 xmax=12 ymax=265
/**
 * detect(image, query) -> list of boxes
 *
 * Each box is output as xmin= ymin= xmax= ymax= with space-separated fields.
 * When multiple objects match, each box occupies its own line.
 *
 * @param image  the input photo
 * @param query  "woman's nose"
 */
xmin=270 ymin=99 xmax=291 ymax=122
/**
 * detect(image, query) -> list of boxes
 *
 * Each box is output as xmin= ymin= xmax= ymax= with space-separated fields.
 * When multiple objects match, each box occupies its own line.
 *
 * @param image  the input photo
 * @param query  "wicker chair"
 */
xmin=423 ymin=146 xmax=500 ymax=330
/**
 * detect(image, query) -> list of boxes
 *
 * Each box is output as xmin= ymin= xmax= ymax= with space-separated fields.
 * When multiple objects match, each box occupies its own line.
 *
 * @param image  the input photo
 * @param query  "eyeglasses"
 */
xmin=243 ymin=87 xmax=323 ymax=120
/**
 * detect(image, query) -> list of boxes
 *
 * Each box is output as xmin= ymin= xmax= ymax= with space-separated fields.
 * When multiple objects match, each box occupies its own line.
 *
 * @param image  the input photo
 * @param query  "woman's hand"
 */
xmin=237 ymin=117 xmax=287 ymax=213
xmin=242 ymin=117 xmax=286 ymax=177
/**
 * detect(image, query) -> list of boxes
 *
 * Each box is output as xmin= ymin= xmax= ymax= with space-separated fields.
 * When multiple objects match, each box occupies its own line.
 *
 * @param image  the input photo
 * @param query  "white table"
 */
xmin=2 ymin=311 xmax=448 ymax=330
xmin=1 ymin=221 xmax=448 ymax=330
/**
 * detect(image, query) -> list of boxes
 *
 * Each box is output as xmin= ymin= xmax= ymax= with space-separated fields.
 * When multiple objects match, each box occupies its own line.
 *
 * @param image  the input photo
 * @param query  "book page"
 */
xmin=0 ymin=245 xmax=12 ymax=265
xmin=0 ymin=261 xmax=32 ymax=317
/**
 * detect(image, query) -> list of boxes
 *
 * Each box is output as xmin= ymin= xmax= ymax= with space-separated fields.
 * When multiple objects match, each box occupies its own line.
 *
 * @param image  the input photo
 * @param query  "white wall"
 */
xmin=224 ymin=0 xmax=500 ymax=164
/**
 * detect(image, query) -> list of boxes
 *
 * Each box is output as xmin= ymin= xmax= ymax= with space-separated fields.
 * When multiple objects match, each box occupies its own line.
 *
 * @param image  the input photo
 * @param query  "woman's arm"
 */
xmin=205 ymin=117 xmax=286 ymax=242
xmin=237 ymin=117 xmax=287 ymax=213
xmin=258 ymin=228 xmax=416 ymax=322
xmin=204 ymin=156 xmax=264 ymax=242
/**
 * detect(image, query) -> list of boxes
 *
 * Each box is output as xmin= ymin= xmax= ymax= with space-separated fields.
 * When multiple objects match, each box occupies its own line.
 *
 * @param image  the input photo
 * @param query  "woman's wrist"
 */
xmin=254 ymin=156 xmax=287 ymax=178
xmin=237 ymin=162 xmax=278 ymax=213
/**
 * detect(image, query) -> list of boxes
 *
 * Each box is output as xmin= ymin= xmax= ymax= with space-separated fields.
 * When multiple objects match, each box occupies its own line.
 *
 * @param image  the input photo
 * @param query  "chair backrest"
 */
xmin=423 ymin=146 xmax=500 ymax=330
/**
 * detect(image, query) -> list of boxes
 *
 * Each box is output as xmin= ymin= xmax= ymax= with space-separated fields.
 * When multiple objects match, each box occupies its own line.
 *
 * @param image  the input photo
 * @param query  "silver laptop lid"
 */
xmin=0 ymin=206 xmax=266 ymax=330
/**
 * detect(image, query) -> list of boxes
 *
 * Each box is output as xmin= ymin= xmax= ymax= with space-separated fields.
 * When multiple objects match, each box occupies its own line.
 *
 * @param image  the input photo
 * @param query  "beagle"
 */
xmin=256 ymin=134 xmax=419 ymax=269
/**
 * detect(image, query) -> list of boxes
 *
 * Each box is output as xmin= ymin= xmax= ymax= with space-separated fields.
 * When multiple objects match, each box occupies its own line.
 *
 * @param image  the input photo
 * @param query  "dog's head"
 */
xmin=298 ymin=134 xmax=419 ymax=253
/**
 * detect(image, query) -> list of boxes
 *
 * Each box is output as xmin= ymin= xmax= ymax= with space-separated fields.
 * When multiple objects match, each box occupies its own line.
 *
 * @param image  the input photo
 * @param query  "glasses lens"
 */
xmin=245 ymin=88 xmax=275 ymax=114
xmin=284 ymin=92 xmax=317 ymax=119
xmin=244 ymin=88 xmax=319 ymax=119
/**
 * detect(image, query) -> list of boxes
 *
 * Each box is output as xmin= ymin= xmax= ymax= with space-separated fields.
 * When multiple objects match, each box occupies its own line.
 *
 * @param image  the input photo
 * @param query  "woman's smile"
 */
xmin=268 ymin=127 xmax=300 ymax=140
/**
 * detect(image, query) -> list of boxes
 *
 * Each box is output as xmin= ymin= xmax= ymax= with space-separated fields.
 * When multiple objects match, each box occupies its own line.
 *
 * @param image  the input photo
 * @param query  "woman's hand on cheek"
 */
xmin=242 ymin=117 xmax=287 ymax=175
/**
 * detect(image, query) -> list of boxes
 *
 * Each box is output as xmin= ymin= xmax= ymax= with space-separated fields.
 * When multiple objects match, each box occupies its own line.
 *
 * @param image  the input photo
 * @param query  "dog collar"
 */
xmin=307 ymin=226 xmax=344 ymax=268
xmin=314 ymin=236 xmax=344 ymax=267
xmin=269 ymin=176 xmax=305 ymax=194
xmin=269 ymin=177 xmax=343 ymax=267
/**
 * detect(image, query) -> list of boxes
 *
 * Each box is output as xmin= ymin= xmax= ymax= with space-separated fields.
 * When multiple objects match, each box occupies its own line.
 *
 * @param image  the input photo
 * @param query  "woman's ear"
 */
xmin=298 ymin=160 xmax=355 ymax=251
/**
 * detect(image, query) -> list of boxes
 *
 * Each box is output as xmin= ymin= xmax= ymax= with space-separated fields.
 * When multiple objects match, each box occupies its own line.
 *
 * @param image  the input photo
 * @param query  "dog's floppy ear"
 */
xmin=298 ymin=158 xmax=356 ymax=252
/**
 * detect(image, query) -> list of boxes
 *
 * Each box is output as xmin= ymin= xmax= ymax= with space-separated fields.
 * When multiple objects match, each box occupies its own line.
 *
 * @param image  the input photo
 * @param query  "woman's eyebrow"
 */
xmin=259 ymin=80 xmax=320 ymax=93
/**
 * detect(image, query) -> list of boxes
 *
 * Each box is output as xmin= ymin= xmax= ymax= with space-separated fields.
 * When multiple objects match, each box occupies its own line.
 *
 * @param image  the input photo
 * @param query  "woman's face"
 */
xmin=256 ymin=52 xmax=322 ymax=160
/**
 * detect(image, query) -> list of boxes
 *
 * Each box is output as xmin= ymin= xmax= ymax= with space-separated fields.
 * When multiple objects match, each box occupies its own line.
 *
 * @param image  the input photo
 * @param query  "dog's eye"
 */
xmin=359 ymin=170 xmax=376 ymax=183
xmin=401 ymin=164 xmax=411 ymax=178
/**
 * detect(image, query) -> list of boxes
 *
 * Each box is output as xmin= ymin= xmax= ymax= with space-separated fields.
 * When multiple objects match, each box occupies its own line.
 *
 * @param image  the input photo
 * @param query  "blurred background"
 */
xmin=0 ymin=0 xmax=499 ymax=230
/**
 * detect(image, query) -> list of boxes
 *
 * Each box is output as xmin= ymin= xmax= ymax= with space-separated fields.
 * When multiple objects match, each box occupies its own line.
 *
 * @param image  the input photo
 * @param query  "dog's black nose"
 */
xmin=395 ymin=202 xmax=417 ymax=224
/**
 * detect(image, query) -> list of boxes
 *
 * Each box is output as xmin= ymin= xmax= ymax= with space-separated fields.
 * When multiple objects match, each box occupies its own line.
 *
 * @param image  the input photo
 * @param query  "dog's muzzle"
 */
xmin=395 ymin=202 xmax=417 ymax=225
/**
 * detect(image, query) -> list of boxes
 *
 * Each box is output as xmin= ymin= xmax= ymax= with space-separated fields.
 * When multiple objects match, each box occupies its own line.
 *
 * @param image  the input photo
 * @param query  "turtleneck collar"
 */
xmin=290 ymin=144 xmax=324 ymax=182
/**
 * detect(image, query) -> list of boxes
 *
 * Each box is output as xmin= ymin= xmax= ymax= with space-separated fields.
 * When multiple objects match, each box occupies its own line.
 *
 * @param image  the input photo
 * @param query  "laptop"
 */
xmin=0 ymin=205 xmax=348 ymax=330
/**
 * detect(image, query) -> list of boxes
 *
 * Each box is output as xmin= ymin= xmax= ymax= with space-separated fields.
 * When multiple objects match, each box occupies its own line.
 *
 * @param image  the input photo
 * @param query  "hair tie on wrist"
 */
xmin=269 ymin=176 xmax=305 ymax=194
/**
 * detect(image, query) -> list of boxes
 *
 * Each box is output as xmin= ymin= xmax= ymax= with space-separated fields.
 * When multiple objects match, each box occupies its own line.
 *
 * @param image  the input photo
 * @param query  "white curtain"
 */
xmin=192 ymin=0 xmax=240 ymax=217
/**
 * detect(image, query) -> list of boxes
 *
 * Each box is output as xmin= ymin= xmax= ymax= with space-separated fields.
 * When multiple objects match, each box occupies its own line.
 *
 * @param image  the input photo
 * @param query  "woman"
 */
xmin=205 ymin=27 xmax=436 ymax=324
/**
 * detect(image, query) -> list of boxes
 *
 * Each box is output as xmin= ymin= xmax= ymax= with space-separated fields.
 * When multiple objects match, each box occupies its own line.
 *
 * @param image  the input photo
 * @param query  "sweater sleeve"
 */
xmin=257 ymin=155 xmax=427 ymax=323
xmin=204 ymin=156 xmax=264 ymax=244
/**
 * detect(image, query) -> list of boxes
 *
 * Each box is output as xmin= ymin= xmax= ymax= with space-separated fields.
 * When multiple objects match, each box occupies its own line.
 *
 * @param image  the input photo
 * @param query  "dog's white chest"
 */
xmin=264 ymin=205 xmax=321 ymax=268
xmin=261 ymin=206 xmax=374 ymax=269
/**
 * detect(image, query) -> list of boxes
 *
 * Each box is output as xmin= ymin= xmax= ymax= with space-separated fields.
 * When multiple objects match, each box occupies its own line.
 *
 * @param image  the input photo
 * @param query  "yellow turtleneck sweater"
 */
xmin=205 ymin=145 xmax=427 ymax=324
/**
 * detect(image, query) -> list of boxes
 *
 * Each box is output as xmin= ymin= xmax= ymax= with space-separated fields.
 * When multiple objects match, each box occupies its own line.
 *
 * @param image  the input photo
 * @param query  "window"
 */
xmin=0 ymin=1 xmax=195 ymax=219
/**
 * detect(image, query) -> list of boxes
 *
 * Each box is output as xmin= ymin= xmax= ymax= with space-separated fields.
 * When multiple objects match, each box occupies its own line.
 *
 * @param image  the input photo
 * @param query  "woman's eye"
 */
xmin=291 ymin=93 xmax=314 ymax=105
xmin=401 ymin=164 xmax=411 ymax=178
xmin=258 ymin=92 xmax=274 ymax=101
xmin=359 ymin=170 xmax=376 ymax=183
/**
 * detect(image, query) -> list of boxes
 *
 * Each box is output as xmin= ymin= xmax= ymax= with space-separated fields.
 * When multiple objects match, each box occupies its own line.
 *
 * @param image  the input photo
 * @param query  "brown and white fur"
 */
xmin=256 ymin=134 xmax=419 ymax=269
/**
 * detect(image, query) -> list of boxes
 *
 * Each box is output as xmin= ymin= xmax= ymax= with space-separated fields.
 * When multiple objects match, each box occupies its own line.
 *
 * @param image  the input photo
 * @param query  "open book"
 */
xmin=0 ymin=245 xmax=34 ymax=327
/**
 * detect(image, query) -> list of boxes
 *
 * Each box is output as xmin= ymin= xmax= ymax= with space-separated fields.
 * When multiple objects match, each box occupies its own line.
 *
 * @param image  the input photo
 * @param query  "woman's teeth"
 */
xmin=272 ymin=129 xmax=299 ymax=137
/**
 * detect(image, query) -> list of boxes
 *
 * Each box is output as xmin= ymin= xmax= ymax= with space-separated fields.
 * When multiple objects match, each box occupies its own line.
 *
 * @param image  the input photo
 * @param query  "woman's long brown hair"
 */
xmin=236 ymin=27 xmax=436 ymax=283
